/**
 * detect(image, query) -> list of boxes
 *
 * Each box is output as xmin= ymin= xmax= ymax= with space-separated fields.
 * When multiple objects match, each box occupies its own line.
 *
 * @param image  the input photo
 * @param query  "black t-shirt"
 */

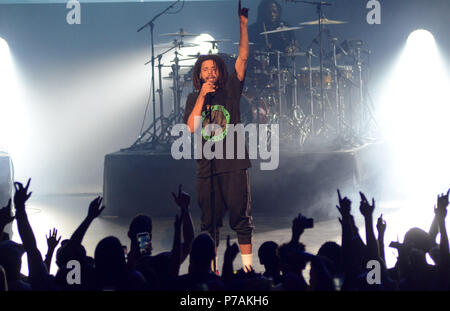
xmin=183 ymin=68 xmax=251 ymax=178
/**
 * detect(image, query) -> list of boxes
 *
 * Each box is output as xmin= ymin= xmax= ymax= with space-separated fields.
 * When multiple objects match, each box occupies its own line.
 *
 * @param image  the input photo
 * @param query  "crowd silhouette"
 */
xmin=0 ymin=178 xmax=449 ymax=291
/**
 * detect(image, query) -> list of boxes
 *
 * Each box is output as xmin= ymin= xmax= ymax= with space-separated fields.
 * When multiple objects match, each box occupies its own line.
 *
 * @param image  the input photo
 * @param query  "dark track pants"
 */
xmin=196 ymin=169 xmax=254 ymax=246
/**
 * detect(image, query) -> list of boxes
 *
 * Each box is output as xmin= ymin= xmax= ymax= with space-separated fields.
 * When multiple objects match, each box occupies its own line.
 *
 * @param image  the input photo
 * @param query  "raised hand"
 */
xmin=434 ymin=190 xmax=449 ymax=220
xmin=359 ymin=192 xmax=375 ymax=218
xmin=336 ymin=189 xmax=352 ymax=218
xmin=224 ymin=235 xmax=239 ymax=262
xmin=46 ymin=228 xmax=61 ymax=250
xmin=0 ymin=199 xmax=14 ymax=227
xmin=291 ymin=213 xmax=312 ymax=243
xmin=14 ymin=179 xmax=32 ymax=209
xmin=238 ymin=0 xmax=249 ymax=20
xmin=376 ymin=214 xmax=387 ymax=235
xmin=171 ymin=184 xmax=191 ymax=214
xmin=437 ymin=189 xmax=450 ymax=211
xmin=87 ymin=196 xmax=105 ymax=219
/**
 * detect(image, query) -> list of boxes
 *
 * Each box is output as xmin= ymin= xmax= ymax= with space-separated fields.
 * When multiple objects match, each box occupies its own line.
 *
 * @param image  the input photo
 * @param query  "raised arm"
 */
xmin=222 ymin=235 xmax=240 ymax=284
xmin=436 ymin=190 xmax=450 ymax=261
xmin=171 ymin=184 xmax=195 ymax=264
xmin=235 ymin=0 xmax=249 ymax=81
xmin=70 ymin=196 xmax=105 ymax=245
xmin=359 ymin=192 xmax=378 ymax=260
xmin=376 ymin=214 xmax=387 ymax=264
xmin=44 ymin=228 xmax=61 ymax=272
xmin=168 ymin=214 xmax=182 ymax=278
xmin=14 ymin=179 xmax=37 ymax=253
xmin=289 ymin=213 xmax=312 ymax=245
xmin=434 ymin=190 xmax=450 ymax=289
xmin=14 ymin=179 xmax=51 ymax=287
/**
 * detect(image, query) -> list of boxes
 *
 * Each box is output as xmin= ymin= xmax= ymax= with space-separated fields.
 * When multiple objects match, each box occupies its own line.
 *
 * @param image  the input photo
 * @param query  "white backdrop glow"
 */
xmin=379 ymin=29 xmax=450 ymax=206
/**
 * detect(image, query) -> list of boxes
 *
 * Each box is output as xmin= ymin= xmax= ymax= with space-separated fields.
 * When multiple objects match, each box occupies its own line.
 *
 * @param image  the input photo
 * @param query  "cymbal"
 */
xmin=299 ymin=17 xmax=347 ymax=25
xmin=203 ymin=39 xmax=232 ymax=44
xmin=233 ymin=41 xmax=255 ymax=45
xmin=187 ymin=53 xmax=201 ymax=58
xmin=254 ymin=50 xmax=311 ymax=57
xmin=260 ymin=26 xmax=303 ymax=35
xmin=173 ymin=57 xmax=197 ymax=62
xmin=155 ymin=41 xmax=199 ymax=48
xmin=283 ymin=52 xmax=307 ymax=57
xmin=160 ymin=29 xmax=199 ymax=37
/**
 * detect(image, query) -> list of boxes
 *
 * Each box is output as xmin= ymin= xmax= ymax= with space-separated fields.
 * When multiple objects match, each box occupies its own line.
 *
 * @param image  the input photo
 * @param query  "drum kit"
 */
xmin=238 ymin=15 xmax=376 ymax=150
xmin=128 ymin=3 xmax=376 ymax=152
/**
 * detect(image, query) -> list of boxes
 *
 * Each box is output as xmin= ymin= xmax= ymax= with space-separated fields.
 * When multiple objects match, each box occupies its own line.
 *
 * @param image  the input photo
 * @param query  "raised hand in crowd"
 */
xmin=222 ymin=235 xmax=240 ymax=283
xmin=436 ymin=190 xmax=450 ymax=261
xmin=14 ymin=179 xmax=36 ymax=252
xmin=87 ymin=196 xmax=105 ymax=220
xmin=289 ymin=213 xmax=313 ymax=245
xmin=12 ymin=179 xmax=57 ymax=290
xmin=168 ymin=213 xmax=182 ymax=279
xmin=70 ymin=196 xmax=105 ymax=245
xmin=359 ymin=192 xmax=375 ymax=218
xmin=359 ymin=192 xmax=378 ymax=260
xmin=44 ymin=228 xmax=61 ymax=272
xmin=376 ymin=214 xmax=387 ymax=264
xmin=171 ymin=184 xmax=194 ymax=264
xmin=14 ymin=179 xmax=32 ymax=211
xmin=336 ymin=189 xmax=366 ymax=290
xmin=336 ymin=189 xmax=352 ymax=221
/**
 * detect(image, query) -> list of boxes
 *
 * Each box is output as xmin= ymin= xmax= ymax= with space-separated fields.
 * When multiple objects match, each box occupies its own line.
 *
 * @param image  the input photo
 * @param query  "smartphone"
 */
xmin=137 ymin=232 xmax=151 ymax=255
xmin=303 ymin=218 xmax=314 ymax=229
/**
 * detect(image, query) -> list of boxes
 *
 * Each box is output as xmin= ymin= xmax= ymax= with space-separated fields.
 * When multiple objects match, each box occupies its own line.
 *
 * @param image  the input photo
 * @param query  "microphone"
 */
xmin=204 ymin=92 xmax=215 ymax=120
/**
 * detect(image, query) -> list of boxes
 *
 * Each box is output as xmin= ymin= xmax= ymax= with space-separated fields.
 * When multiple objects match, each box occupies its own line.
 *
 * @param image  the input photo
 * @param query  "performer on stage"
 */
xmin=248 ymin=0 xmax=299 ymax=54
xmin=183 ymin=1 xmax=254 ymax=272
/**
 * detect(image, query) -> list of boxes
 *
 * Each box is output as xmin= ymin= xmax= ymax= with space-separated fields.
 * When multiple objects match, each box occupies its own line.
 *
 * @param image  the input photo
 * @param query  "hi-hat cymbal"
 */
xmin=299 ymin=17 xmax=347 ymax=25
xmin=160 ymin=29 xmax=199 ymax=37
xmin=260 ymin=26 xmax=303 ymax=35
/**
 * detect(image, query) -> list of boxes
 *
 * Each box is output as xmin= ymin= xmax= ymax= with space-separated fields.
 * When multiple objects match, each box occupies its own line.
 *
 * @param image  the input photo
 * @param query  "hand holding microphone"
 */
xmin=200 ymin=80 xmax=217 ymax=99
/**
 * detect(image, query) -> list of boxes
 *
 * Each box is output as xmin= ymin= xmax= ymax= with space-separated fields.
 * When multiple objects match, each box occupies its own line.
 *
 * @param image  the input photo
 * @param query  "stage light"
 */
xmin=194 ymin=33 xmax=218 ymax=55
xmin=0 ymin=37 xmax=28 ymax=171
xmin=379 ymin=29 xmax=450 ymax=207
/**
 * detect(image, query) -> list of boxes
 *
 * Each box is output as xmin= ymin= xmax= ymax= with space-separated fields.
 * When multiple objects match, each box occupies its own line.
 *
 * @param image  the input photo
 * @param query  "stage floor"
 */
xmin=8 ymin=193 xmax=438 ymax=280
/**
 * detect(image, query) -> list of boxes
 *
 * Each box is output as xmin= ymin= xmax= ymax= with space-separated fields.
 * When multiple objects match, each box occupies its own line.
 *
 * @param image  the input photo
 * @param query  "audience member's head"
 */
xmin=95 ymin=236 xmax=127 ymax=289
xmin=278 ymin=242 xmax=307 ymax=275
xmin=317 ymin=241 xmax=342 ymax=275
xmin=403 ymin=228 xmax=433 ymax=253
xmin=0 ymin=240 xmax=24 ymax=282
xmin=56 ymin=240 xmax=87 ymax=269
xmin=189 ymin=233 xmax=215 ymax=273
xmin=258 ymin=241 xmax=278 ymax=267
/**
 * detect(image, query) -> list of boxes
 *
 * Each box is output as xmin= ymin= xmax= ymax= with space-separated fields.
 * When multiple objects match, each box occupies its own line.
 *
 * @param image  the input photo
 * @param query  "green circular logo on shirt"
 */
xmin=201 ymin=105 xmax=230 ymax=142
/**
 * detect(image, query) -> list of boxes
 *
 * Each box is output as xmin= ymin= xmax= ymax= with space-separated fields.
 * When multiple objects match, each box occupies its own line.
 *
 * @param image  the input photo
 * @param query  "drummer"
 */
xmin=248 ymin=0 xmax=299 ymax=55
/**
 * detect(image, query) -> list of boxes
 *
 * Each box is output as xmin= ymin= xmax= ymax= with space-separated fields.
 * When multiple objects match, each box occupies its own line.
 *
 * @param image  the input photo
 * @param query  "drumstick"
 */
xmin=263 ymin=23 xmax=270 ymax=49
